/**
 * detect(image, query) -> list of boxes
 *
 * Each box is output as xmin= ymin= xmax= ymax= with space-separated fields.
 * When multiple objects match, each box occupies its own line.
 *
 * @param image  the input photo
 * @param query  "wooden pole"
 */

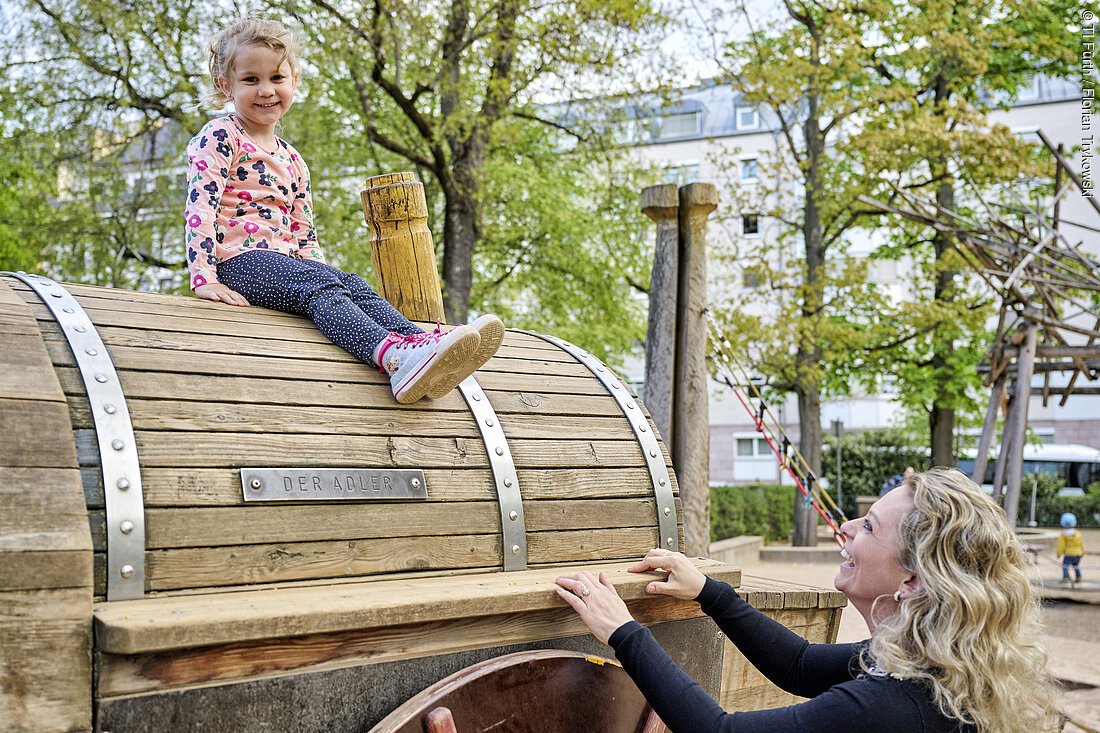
xmin=1002 ymin=318 xmax=1038 ymax=527
xmin=971 ymin=376 xmax=1004 ymax=487
xmin=360 ymin=172 xmax=447 ymax=323
xmin=641 ymin=184 xmax=680 ymax=447
xmin=673 ymin=182 xmax=718 ymax=557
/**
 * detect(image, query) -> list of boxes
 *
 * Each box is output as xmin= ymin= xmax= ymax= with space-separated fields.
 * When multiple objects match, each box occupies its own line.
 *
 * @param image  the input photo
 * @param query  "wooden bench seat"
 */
xmin=94 ymin=559 xmax=742 ymax=655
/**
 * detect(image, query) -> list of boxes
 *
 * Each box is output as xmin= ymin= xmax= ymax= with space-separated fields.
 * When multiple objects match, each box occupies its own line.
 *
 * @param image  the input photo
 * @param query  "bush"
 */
xmin=821 ymin=429 xmax=928 ymax=518
xmin=710 ymin=484 xmax=795 ymax=543
xmin=1023 ymin=473 xmax=1100 ymax=527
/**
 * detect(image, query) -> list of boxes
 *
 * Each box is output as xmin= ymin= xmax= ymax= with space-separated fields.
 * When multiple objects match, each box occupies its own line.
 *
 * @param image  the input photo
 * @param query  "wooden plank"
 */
xmin=93 ymin=558 xmax=740 ymax=655
xmin=96 ymin=593 xmax=706 ymax=698
xmin=140 ymin=502 xmax=501 ymax=549
xmin=0 ymin=467 xmax=87 ymax=551
xmin=526 ymin=527 xmax=660 ymax=564
xmin=55 ymin=367 xmax=627 ymax=416
xmin=64 ymin=398 xmax=634 ymax=441
xmin=39 ymin=321 xmax=586 ymax=372
xmin=522 ymin=498 xmax=657 ymax=532
xmin=82 ymin=466 xmax=660 ymax=508
xmin=0 ymin=399 xmax=77 ymax=468
xmin=0 ymin=335 xmax=64 ymax=402
xmin=75 ymin=432 xmax=650 ymax=470
xmin=47 ymin=338 xmax=608 ymax=395
xmin=144 ymin=534 xmax=504 ymax=591
xmin=90 ymin=499 xmax=654 ymax=550
xmin=0 ymin=587 xmax=92 ymax=732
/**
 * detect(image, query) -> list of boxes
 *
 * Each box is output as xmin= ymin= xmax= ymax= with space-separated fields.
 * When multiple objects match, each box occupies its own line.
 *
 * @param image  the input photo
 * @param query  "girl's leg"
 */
xmin=303 ymin=260 xmax=422 ymax=336
xmin=217 ymin=251 xmax=390 ymax=365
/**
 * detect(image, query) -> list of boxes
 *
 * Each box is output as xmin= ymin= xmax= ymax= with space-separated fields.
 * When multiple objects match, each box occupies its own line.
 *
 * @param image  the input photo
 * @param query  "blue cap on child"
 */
xmin=1061 ymin=512 xmax=1077 ymax=528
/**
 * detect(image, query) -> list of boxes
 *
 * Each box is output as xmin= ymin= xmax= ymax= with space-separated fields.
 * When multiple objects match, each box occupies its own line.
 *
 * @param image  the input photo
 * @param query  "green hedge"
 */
xmin=1023 ymin=473 xmax=1100 ymax=528
xmin=710 ymin=483 xmax=795 ymax=543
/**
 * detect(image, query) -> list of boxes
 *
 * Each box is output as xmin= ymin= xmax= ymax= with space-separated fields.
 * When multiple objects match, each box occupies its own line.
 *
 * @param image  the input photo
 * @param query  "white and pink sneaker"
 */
xmin=375 ymin=325 xmax=481 ymax=403
xmin=465 ymin=314 xmax=505 ymax=373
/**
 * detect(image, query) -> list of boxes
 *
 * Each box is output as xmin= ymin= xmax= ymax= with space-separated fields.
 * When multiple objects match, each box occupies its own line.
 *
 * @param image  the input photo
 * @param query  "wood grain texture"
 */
xmin=0 ymin=278 xmax=93 ymax=732
xmin=94 ymin=559 xmax=740 ymax=655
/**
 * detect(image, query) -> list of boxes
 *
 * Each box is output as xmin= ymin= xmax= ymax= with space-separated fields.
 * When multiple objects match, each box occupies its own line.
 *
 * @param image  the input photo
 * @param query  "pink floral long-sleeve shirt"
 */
xmin=184 ymin=115 xmax=325 ymax=290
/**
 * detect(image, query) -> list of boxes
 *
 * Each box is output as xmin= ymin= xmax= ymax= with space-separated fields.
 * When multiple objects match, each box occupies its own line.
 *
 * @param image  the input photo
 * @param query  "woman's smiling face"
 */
xmin=835 ymin=485 xmax=915 ymax=625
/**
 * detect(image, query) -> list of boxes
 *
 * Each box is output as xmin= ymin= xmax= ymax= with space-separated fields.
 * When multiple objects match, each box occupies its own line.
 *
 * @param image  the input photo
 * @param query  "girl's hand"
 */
xmin=195 ymin=283 xmax=250 ymax=307
xmin=628 ymin=549 xmax=707 ymax=600
xmin=555 ymin=571 xmax=634 ymax=645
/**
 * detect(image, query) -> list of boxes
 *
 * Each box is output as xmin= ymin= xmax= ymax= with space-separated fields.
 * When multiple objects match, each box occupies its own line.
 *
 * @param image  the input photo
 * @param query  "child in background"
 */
xmin=184 ymin=17 xmax=503 ymax=403
xmin=1057 ymin=512 xmax=1085 ymax=585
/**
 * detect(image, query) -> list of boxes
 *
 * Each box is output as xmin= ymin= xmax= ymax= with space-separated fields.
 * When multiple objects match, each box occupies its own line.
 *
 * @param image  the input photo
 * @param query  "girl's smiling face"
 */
xmin=834 ymin=485 xmax=917 ymax=627
xmin=220 ymin=43 xmax=297 ymax=139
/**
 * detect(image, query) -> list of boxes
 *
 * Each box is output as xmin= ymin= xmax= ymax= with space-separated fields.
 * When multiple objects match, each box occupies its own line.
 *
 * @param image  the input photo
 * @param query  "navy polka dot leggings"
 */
xmin=217 ymin=250 xmax=422 ymax=367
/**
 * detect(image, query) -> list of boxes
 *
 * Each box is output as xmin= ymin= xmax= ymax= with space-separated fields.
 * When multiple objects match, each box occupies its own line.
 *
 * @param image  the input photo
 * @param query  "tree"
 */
xmin=285 ymin=0 xmax=668 ymax=323
xmin=713 ymin=0 xmax=893 ymax=545
xmin=858 ymin=0 xmax=1079 ymax=467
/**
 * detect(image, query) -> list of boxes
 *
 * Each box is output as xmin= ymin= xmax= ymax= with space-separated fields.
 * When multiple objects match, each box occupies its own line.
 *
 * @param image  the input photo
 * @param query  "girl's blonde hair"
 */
xmin=866 ymin=468 xmax=1058 ymax=732
xmin=204 ymin=17 xmax=299 ymax=109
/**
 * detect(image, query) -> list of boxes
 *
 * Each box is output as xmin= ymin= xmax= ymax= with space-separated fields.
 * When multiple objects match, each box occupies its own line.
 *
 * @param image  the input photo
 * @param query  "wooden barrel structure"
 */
xmin=0 ymin=174 xmax=845 ymax=732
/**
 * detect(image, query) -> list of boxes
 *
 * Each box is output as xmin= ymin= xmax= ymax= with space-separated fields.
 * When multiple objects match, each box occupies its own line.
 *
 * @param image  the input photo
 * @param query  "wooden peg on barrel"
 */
xmin=361 ymin=172 xmax=447 ymax=323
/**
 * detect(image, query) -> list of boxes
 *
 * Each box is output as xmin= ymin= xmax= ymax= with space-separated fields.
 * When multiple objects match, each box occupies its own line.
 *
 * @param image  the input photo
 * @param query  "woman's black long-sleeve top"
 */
xmin=608 ymin=578 xmax=970 ymax=732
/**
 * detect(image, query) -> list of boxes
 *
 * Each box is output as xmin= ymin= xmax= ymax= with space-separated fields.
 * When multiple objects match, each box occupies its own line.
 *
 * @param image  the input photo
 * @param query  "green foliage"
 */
xmin=1022 ymin=474 xmax=1100 ymax=528
xmin=820 ymin=429 xmax=929 ymax=518
xmin=710 ymin=484 xmax=796 ymax=543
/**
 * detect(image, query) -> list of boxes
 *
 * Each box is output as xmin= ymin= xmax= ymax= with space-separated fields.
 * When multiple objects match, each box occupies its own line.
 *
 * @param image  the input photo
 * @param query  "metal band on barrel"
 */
xmin=512 ymin=330 xmax=679 ymax=551
xmin=457 ymin=375 xmax=527 ymax=571
xmin=4 ymin=273 xmax=146 ymax=600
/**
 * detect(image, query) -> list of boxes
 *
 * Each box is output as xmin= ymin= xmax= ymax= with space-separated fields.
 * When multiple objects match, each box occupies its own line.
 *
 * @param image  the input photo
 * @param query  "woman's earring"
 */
xmin=893 ymin=590 xmax=902 ymax=602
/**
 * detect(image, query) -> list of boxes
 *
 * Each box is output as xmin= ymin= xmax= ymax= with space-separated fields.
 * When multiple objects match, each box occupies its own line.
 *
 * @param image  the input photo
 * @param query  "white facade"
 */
xmin=617 ymin=78 xmax=1100 ymax=484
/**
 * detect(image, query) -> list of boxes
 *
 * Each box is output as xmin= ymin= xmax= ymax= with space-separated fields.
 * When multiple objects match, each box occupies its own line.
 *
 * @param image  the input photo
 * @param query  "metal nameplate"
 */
xmin=241 ymin=468 xmax=427 ymax=502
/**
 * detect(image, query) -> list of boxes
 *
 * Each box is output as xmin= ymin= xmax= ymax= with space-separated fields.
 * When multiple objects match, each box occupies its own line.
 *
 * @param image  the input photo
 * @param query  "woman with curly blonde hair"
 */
xmin=557 ymin=468 xmax=1058 ymax=732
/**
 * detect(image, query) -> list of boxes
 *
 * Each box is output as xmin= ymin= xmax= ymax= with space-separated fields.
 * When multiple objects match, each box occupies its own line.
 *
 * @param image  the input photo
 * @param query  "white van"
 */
xmin=957 ymin=443 xmax=1100 ymax=497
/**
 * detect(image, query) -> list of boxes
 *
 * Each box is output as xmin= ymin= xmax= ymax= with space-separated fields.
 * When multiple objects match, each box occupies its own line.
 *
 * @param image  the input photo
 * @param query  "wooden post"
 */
xmin=361 ymin=173 xmax=447 ymax=323
xmin=971 ymin=376 xmax=1004 ymax=486
xmin=674 ymin=183 xmax=718 ymax=557
xmin=641 ymin=184 xmax=680 ymax=447
xmin=1002 ymin=318 xmax=1038 ymax=526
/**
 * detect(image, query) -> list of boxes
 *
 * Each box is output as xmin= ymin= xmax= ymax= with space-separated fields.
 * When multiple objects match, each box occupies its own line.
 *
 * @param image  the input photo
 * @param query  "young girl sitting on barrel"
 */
xmin=184 ymin=16 xmax=502 ymax=403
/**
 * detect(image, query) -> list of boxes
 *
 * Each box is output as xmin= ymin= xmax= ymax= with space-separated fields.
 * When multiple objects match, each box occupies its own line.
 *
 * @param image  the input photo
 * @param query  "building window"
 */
xmin=742 ymin=214 xmax=760 ymax=237
xmin=736 ymin=435 xmax=771 ymax=456
xmin=736 ymin=106 xmax=759 ymax=130
xmin=656 ymin=111 xmax=701 ymax=140
xmin=663 ymin=162 xmax=700 ymax=185
xmin=743 ymin=265 xmax=763 ymax=289
xmin=1015 ymin=75 xmax=1041 ymax=103
xmin=740 ymin=158 xmax=759 ymax=182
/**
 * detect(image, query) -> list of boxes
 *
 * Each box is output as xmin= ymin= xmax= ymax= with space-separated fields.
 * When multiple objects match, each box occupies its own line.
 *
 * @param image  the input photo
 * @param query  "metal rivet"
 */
xmin=511 ymin=544 xmax=520 ymax=555
xmin=495 ymin=447 xmax=504 ymax=456
xmin=639 ymin=424 xmax=647 ymax=432
xmin=95 ymin=373 xmax=108 ymax=383
xmin=666 ymin=537 xmax=675 ymax=548
xmin=411 ymin=478 xmax=421 ymax=489
xmin=503 ymin=477 xmax=513 ymax=487
xmin=650 ymin=449 xmax=658 ymax=458
xmin=50 ymin=291 xmax=63 ymax=298
xmin=116 ymin=478 xmax=130 ymax=491
xmin=120 ymin=520 xmax=134 ymax=534
xmin=85 ymin=347 xmax=98 ymax=356
xmin=659 ymin=477 xmax=666 ymax=486
xmin=249 ymin=478 xmax=262 ymax=490
xmin=104 ymin=403 xmax=116 ymax=414
xmin=120 ymin=564 xmax=135 ymax=579
xmin=596 ymin=365 xmax=604 ymax=372
xmin=611 ymin=382 xmax=620 ymax=389
xmin=485 ymin=418 xmax=494 ymax=427
xmin=509 ymin=510 xmax=518 ymax=521
xmin=63 ymin=307 xmax=75 ymax=314
xmin=472 ymin=393 xmax=482 ymax=402
xmin=627 ymin=402 xmax=635 ymax=409
xmin=111 ymin=439 xmax=124 ymax=451
xmin=74 ymin=325 xmax=86 ymax=333
xmin=664 ymin=507 xmax=672 ymax=516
